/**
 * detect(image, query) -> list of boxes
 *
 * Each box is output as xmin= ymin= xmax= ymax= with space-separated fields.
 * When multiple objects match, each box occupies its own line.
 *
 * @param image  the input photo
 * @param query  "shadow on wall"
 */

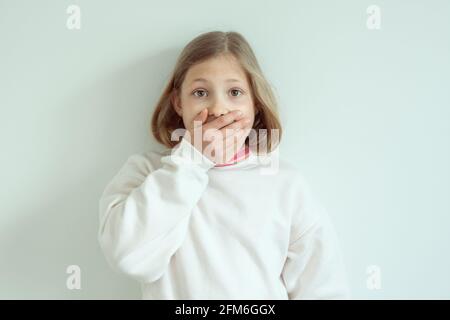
xmin=0 ymin=47 xmax=181 ymax=299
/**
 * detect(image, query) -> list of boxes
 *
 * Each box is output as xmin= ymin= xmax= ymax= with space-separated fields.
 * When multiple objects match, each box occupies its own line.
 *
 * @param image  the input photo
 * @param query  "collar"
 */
xmin=214 ymin=144 xmax=251 ymax=167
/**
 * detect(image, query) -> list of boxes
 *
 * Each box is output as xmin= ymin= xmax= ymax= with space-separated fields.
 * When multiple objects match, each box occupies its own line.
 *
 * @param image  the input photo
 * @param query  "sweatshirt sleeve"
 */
xmin=281 ymin=176 xmax=351 ymax=299
xmin=98 ymin=137 xmax=215 ymax=284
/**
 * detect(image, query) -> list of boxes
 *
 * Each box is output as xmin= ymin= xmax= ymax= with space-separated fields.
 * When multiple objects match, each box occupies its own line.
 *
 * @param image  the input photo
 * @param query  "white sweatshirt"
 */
xmin=98 ymin=137 xmax=351 ymax=299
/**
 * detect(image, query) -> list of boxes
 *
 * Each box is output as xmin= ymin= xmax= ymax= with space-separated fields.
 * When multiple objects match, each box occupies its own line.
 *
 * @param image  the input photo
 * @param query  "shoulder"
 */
xmin=101 ymin=147 xmax=169 ymax=195
xmin=280 ymin=158 xmax=320 ymax=207
xmin=269 ymin=154 xmax=313 ymax=191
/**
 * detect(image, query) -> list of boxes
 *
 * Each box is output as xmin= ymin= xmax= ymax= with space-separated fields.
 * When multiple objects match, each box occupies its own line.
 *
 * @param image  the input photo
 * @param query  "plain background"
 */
xmin=1 ymin=0 xmax=449 ymax=299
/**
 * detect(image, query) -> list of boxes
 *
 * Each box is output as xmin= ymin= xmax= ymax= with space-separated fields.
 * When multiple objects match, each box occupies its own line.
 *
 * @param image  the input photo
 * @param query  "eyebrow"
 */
xmin=191 ymin=78 xmax=242 ymax=84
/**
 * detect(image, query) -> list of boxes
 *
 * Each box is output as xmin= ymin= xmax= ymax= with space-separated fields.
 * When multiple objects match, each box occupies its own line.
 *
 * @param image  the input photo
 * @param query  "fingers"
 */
xmin=219 ymin=125 xmax=250 ymax=151
xmin=204 ymin=110 xmax=244 ymax=131
xmin=224 ymin=126 xmax=250 ymax=147
xmin=221 ymin=130 xmax=249 ymax=162
xmin=206 ymin=127 xmax=250 ymax=163
xmin=203 ymin=118 xmax=251 ymax=143
xmin=220 ymin=116 xmax=252 ymax=138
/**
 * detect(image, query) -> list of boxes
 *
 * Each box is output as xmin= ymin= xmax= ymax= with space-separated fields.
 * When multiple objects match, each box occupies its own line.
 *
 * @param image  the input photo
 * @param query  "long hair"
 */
xmin=151 ymin=30 xmax=282 ymax=155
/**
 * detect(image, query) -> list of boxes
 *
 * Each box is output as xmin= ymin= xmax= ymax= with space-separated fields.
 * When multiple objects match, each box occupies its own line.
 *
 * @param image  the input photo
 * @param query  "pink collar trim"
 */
xmin=214 ymin=145 xmax=251 ymax=167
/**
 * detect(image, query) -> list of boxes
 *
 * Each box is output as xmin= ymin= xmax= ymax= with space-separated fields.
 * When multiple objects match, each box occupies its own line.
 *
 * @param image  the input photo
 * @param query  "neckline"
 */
xmin=211 ymin=145 xmax=273 ymax=171
xmin=214 ymin=144 xmax=251 ymax=167
xmin=158 ymin=141 xmax=276 ymax=171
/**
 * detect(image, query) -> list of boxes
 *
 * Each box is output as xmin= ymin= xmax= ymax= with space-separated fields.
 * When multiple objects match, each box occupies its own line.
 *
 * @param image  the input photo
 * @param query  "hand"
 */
xmin=183 ymin=108 xmax=253 ymax=164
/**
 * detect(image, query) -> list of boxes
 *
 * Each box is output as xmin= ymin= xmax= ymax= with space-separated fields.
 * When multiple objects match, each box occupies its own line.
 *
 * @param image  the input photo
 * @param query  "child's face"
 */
xmin=174 ymin=53 xmax=256 ymax=129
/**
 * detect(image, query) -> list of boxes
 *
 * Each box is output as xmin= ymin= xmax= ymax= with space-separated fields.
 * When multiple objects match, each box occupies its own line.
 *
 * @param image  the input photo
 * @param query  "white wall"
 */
xmin=1 ymin=0 xmax=449 ymax=299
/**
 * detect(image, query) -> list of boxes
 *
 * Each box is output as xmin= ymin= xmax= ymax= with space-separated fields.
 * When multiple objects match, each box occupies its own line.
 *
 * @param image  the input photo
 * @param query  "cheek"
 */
xmin=180 ymin=98 xmax=202 ymax=118
xmin=184 ymin=95 xmax=205 ymax=109
xmin=231 ymin=97 xmax=253 ymax=111
xmin=239 ymin=100 xmax=256 ymax=116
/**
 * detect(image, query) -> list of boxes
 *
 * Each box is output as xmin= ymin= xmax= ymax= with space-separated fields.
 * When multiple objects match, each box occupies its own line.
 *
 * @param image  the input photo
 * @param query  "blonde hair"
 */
xmin=151 ymin=30 xmax=282 ymax=155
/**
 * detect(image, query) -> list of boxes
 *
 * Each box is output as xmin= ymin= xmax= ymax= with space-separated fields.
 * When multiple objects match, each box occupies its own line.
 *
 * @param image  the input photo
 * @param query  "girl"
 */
xmin=98 ymin=31 xmax=350 ymax=299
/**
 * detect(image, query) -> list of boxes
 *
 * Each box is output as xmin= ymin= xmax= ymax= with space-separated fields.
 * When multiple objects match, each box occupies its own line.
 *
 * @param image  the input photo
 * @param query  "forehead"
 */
xmin=184 ymin=54 xmax=248 ymax=85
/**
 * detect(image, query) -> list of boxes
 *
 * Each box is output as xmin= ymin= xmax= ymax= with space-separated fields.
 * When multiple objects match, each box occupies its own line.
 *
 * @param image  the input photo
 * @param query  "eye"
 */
xmin=192 ymin=88 xmax=244 ymax=98
xmin=192 ymin=89 xmax=208 ymax=98
xmin=230 ymin=88 xmax=243 ymax=97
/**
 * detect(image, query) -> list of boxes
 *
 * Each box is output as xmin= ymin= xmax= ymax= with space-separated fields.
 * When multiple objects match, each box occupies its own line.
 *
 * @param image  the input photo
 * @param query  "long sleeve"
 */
xmin=98 ymin=137 xmax=215 ymax=284
xmin=281 ymin=176 xmax=351 ymax=299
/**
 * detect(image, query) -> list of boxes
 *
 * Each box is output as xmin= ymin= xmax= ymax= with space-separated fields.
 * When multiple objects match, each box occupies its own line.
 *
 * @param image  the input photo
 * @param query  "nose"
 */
xmin=207 ymin=101 xmax=230 ymax=121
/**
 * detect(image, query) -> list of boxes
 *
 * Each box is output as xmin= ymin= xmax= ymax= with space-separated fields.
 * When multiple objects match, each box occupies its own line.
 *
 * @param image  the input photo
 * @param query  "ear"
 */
xmin=171 ymin=89 xmax=182 ymax=117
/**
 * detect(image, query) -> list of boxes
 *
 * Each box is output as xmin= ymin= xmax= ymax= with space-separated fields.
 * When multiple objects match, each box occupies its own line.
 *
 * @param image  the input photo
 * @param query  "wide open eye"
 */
xmin=192 ymin=89 xmax=208 ymax=98
xmin=230 ymin=89 xmax=243 ymax=97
